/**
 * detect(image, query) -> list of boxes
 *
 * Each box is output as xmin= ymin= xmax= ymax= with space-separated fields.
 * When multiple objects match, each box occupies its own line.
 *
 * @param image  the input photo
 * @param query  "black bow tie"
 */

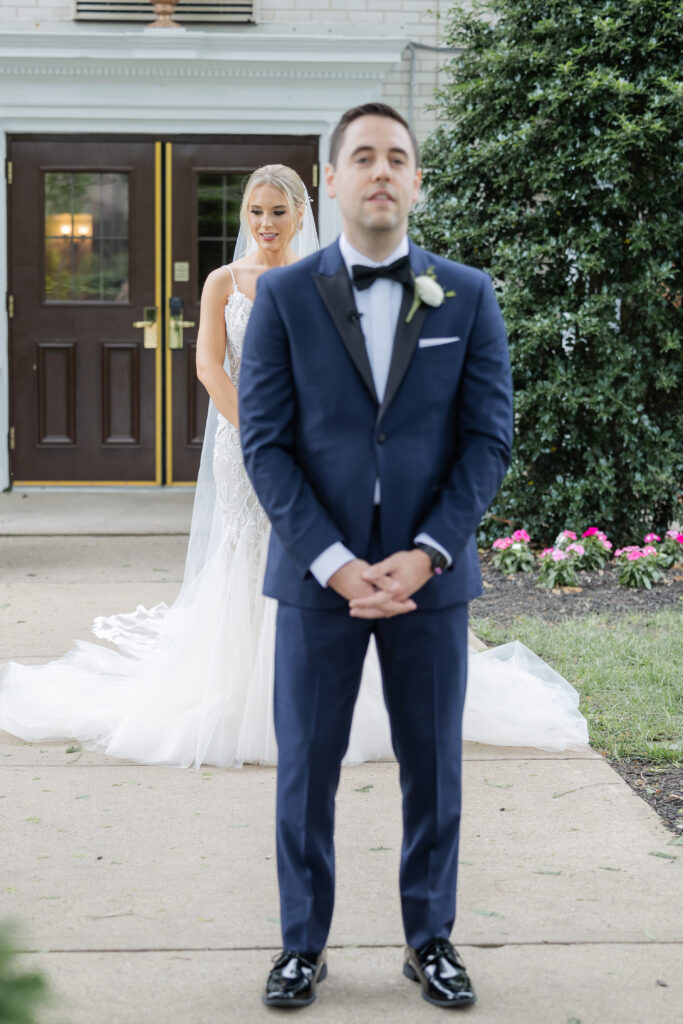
xmin=351 ymin=255 xmax=412 ymax=291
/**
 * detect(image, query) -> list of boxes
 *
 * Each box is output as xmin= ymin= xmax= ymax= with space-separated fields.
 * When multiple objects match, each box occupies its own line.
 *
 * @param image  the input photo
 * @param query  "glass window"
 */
xmin=197 ymin=173 xmax=246 ymax=297
xmin=44 ymin=172 xmax=129 ymax=302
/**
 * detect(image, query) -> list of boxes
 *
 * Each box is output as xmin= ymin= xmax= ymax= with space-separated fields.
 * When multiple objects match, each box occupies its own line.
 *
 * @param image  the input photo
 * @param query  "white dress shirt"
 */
xmin=309 ymin=234 xmax=452 ymax=587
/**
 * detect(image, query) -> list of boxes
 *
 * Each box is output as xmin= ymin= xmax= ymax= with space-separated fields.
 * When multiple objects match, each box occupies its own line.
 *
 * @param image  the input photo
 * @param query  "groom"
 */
xmin=239 ymin=102 xmax=513 ymax=1009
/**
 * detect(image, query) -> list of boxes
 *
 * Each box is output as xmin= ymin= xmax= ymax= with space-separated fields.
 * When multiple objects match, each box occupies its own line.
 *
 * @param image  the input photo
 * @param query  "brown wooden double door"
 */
xmin=7 ymin=135 xmax=318 ymax=484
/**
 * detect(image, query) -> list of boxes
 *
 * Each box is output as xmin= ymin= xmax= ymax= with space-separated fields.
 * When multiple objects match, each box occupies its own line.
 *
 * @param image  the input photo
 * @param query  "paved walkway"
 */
xmin=1 ymin=491 xmax=681 ymax=1023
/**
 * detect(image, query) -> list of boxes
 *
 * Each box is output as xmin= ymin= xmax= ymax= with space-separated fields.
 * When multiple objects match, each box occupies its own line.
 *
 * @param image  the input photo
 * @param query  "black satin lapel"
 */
xmin=314 ymin=267 xmax=378 ymax=404
xmin=378 ymin=285 xmax=429 ymax=420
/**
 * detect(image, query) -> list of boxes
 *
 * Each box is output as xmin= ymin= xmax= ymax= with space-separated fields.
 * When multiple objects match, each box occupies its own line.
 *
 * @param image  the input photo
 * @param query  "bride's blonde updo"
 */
xmin=240 ymin=164 xmax=306 ymax=241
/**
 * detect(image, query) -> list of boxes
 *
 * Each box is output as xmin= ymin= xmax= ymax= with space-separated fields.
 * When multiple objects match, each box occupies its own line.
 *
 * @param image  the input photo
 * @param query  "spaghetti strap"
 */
xmin=227 ymin=264 xmax=238 ymax=292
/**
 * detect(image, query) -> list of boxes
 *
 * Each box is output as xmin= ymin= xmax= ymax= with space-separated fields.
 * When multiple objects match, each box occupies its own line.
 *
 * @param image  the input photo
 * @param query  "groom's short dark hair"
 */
xmin=329 ymin=103 xmax=420 ymax=168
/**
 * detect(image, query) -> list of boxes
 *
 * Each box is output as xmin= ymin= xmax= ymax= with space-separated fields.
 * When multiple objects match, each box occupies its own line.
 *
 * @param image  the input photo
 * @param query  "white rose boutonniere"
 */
xmin=406 ymin=265 xmax=456 ymax=323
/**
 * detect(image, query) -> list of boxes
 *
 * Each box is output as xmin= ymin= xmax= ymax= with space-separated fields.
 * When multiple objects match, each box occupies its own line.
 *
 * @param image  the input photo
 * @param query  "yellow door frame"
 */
xmin=164 ymin=141 xmax=197 ymax=487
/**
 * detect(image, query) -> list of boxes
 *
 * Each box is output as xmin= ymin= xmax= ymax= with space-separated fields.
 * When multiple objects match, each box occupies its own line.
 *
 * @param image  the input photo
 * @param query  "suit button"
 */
xmin=377 ymin=433 xmax=387 ymax=443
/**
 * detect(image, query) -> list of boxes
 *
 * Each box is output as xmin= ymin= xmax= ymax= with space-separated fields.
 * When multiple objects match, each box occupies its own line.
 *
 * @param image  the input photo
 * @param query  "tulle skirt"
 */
xmin=0 ymin=528 xmax=588 ymax=767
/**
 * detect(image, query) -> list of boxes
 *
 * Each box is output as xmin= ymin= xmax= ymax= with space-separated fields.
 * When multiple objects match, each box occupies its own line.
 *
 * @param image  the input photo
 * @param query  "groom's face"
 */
xmin=325 ymin=115 xmax=421 ymax=240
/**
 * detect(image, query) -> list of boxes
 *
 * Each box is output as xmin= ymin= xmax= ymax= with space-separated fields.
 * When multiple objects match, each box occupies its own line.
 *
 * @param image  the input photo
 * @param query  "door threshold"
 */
xmin=12 ymin=484 xmax=195 ymax=493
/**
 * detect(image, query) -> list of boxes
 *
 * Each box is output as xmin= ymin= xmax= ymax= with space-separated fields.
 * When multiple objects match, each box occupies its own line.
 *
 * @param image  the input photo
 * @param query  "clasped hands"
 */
xmin=328 ymin=551 xmax=433 ymax=619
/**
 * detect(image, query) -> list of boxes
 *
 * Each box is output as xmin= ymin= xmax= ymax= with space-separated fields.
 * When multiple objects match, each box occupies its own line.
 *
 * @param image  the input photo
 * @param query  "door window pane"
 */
xmin=44 ymin=172 xmax=129 ymax=302
xmin=197 ymin=173 xmax=246 ymax=297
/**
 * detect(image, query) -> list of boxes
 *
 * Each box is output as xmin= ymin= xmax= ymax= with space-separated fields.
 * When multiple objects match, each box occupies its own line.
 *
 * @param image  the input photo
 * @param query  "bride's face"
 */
xmin=247 ymin=185 xmax=298 ymax=255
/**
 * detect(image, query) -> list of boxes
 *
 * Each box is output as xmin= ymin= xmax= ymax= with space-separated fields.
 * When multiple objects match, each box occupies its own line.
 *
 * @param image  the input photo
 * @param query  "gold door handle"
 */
xmin=169 ymin=296 xmax=196 ymax=350
xmin=169 ymin=319 xmax=195 ymax=350
xmin=132 ymin=306 xmax=159 ymax=349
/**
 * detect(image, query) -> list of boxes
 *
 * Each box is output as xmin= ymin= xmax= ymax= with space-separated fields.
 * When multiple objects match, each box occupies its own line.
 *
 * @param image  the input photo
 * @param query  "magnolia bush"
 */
xmin=412 ymin=0 xmax=682 ymax=543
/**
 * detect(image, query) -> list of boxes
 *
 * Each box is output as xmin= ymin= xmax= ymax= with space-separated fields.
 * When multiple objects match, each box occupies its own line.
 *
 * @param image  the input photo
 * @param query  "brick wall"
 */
xmin=260 ymin=0 xmax=446 ymax=139
xmin=0 ymin=0 xmax=450 ymax=141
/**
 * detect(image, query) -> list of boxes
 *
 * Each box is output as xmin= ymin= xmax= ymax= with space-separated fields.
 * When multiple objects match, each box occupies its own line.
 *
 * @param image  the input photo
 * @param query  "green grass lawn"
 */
xmin=470 ymin=607 xmax=683 ymax=764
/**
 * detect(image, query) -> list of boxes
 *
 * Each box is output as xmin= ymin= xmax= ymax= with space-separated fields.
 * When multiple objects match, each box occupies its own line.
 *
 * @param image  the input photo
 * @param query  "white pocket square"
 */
xmin=418 ymin=335 xmax=461 ymax=348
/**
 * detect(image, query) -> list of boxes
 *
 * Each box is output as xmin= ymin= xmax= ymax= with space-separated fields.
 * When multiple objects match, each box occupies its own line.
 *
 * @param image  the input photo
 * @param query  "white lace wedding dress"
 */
xmin=0 ymin=282 xmax=588 ymax=767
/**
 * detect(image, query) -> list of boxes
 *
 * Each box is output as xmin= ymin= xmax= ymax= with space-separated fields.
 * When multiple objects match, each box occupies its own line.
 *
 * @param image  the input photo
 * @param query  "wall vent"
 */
xmin=73 ymin=1 xmax=254 ymax=23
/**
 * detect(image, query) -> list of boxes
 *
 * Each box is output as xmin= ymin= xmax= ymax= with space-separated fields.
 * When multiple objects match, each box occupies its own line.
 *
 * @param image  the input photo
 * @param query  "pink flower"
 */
xmin=627 ymin=551 xmax=644 ymax=561
xmin=677 ymin=534 xmax=683 ymax=544
xmin=511 ymin=529 xmax=530 ymax=543
xmin=601 ymin=539 xmax=613 ymax=550
xmin=540 ymin=548 xmax=554 ymax=558
xmin=582 ymin=527 xmax=599 ymax=537
xmin=492 ymin=537 xmax=512 ymax=550
xmin=562 ymin=530 xmax=577 ymax=540
xmin=551 ymin=549 xmax=568 ymax=562
xmin=642 ymin=545 xmax=658 ymax=556
xmin=566 ymin=543 xmax=585 ymax=556
xmin=644 ymin=533 xmax=660 ymax=543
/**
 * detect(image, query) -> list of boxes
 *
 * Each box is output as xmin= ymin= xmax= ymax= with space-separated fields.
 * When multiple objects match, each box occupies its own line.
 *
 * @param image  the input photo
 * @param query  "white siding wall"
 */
xmin=0 ymin=0 xmax=447 ymax=140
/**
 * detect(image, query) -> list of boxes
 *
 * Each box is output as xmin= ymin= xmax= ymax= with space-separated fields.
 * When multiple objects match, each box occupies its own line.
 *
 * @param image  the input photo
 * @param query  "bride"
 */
xmin=0 ymin=164 xmax=588 ymax=767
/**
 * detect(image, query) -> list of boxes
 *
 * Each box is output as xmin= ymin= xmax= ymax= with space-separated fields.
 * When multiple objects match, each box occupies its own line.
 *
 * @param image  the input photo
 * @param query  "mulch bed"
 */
xmin=471 ymin=553 xmax=683 ymax=834
xmin=611 ymin=759 xmax=683 ymax=836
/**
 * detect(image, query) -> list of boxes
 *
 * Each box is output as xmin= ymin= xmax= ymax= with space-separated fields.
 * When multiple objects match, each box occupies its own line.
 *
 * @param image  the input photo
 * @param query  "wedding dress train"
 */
xmin=0 ymin=284 xmax=588 ymax=767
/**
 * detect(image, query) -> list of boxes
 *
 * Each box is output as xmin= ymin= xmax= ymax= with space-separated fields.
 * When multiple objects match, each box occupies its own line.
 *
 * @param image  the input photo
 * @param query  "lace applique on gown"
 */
xmin=214 ymin=295 xmax=267 ymax=547
xmin=0 ymin=280 xmax=589 ymax=767
xmin=212 ymin=291 xmax=269 ymax=613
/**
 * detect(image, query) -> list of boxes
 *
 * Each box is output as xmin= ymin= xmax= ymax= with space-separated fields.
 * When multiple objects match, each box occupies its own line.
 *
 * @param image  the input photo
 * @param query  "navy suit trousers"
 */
xmin=273 ymin=513 xmax=468 ymax=952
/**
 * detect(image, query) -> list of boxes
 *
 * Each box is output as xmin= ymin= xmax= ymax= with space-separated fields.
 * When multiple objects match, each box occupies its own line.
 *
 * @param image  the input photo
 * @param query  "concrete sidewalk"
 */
xmin=0 ymin=487 xmax=194 ymax=536
xmin=1 ymin=492 xmax=681 ymax=1024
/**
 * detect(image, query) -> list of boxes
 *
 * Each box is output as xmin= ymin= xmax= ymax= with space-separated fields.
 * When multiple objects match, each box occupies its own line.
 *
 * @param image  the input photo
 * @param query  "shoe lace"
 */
xmin=420 ymin=937 xmax=460 ymax=965
xmin=271 ymin=949 xmax=317 ymax=971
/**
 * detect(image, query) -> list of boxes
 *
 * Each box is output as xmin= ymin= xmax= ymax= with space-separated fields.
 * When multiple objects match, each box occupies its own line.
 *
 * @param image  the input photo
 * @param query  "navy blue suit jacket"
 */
xmin=238 ymin=238 xmax=513 ymax=611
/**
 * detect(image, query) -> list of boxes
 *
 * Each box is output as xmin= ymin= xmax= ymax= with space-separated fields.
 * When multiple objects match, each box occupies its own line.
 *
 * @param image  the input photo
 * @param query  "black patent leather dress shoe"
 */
xmin=262 ymin=949 xmax=327 ymax=1008
xmin=404 ymin=938 xmax=476 ymax=1008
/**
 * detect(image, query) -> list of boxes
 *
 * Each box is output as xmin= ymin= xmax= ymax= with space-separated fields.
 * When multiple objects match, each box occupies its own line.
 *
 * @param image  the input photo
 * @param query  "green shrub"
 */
xmin=0 ymin=925 xmax=49 ymax=1024
xmin=412 ymin=0 xmax=682 ymax=545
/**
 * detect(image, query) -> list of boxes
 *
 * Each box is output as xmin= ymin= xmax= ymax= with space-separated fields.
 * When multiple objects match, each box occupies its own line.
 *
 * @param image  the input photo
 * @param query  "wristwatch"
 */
xmin=414 ymin=542 xmax=449 ymax=576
